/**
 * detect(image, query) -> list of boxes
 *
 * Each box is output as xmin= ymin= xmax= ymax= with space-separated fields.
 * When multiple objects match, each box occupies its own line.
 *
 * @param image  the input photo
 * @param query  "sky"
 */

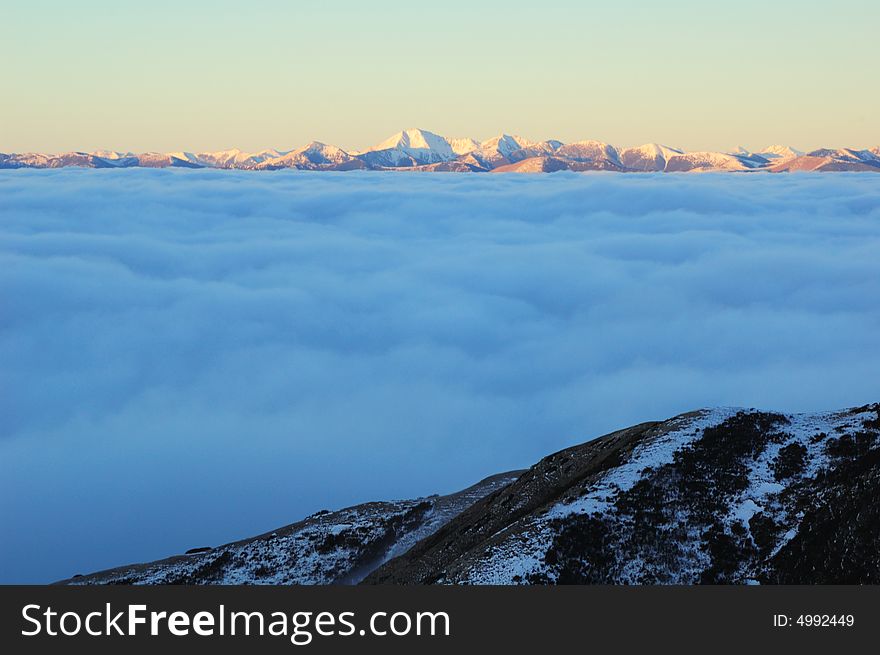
xmin=2 ymin=170 xmax=879 ymax=582
xmin=3 ymin=0 xmax=879 ymax=153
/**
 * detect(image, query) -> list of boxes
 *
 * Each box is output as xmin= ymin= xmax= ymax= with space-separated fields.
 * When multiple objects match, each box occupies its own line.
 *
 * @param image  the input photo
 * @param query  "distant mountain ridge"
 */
xmin=3 ymin=128 xmax=879 ymax=173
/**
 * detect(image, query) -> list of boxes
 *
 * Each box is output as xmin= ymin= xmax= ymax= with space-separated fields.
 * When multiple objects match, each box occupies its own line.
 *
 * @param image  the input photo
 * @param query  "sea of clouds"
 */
xmin=1 ymin=169 xmax=879 ymax=582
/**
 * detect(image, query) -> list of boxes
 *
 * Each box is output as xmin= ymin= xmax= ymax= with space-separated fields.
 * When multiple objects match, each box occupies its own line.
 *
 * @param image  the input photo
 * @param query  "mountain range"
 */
xmin=5 ymin=129 xmax=880 ymax=173
xmin=60 ymin=402 xmax=880 ymax=585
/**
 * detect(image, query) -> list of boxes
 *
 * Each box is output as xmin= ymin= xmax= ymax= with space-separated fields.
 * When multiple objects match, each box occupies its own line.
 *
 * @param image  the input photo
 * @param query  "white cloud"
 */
xmin=1 ymin=169 xmax=879 ymax=582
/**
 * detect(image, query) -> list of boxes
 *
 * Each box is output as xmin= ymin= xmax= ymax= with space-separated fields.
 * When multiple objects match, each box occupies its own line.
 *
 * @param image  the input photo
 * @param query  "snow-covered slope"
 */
xmin=58 ymin=472 xmax=521 ymax=585
xmin=556 ymin=140 xmax=622 ymax=167
xmin=367 ymin=404 xmax=880 ymax=585
xmin=808 ymin=147 xmax=871 ymax=161
xmin=61 ymin=403 xmax=880 ymax=585
xmin=448 ymin=137 xmax=481 ymax=155
xmin=479 ymin=134 xmax=533 ymax=159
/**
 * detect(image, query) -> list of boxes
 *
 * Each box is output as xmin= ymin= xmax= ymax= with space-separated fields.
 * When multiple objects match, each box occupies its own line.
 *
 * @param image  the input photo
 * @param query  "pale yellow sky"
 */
xmin=3 ymin=0 xmax=878 ymax=153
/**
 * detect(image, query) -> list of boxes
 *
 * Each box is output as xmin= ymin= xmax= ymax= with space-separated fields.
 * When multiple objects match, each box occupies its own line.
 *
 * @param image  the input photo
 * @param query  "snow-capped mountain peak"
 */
xmin=369 ymin=128 xmax=454 ymax=157
xmin=359 ymin=128 xmax=457 ymax=165
xmin=293 ymin=141 xmax=347 ymax=157
xmin=758 ymin=145 xmax=804 ymax=161
xmin=479 ymin=134 xmax=533 ymax=158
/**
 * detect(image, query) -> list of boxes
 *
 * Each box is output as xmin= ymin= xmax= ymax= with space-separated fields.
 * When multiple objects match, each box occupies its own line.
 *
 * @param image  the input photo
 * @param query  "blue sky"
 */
xmin=4 ymin=0 xmax=878 ymax=152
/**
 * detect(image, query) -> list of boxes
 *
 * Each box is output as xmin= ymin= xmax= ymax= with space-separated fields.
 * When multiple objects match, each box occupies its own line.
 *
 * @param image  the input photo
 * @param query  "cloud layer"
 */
xmin=2 ymin=169 xmax=879 ymax=582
